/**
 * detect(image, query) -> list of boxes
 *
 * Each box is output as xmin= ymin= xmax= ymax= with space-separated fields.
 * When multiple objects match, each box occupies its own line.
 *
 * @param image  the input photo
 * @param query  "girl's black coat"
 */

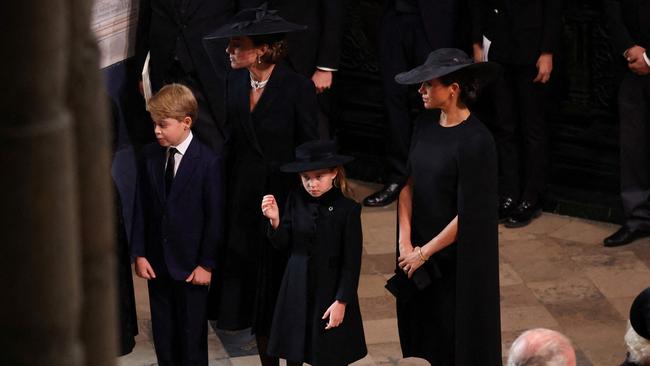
xmin=267 ymin=188 xmax=367 ymax=365
xmin=208 ymin=63 xmax=319 ymax=333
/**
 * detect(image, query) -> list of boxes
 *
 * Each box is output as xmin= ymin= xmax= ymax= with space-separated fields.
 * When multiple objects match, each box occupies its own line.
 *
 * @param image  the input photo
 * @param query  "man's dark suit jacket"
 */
xmin=470 ymin=0 xmax=564 ymax=65
xmin=603 ymin=0 xmax=650 ymax=53
xmin=135 ymin=0 xmax=236 ymax=129
xmin=383 ymin=0 xmax=460 ymax=51
xmin=240 ymin=0 xmax=344 ymax=76
xmin=132 ymin=137 xmax=225 ymax=281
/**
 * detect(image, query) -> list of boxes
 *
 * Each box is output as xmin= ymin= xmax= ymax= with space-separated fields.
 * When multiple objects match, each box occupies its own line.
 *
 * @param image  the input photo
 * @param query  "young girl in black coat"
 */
xmin=260 ymin=140 xmax=367 ymax=366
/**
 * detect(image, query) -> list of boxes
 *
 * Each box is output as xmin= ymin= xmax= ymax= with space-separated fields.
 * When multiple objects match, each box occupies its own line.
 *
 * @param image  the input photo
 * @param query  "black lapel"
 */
xmin=168 ymin=137 xmax=201 ymax=202
xmin=235 ymin=71 xmax=265 ymax=157
xmin=149 ymin=147 xmax=167 ymax=204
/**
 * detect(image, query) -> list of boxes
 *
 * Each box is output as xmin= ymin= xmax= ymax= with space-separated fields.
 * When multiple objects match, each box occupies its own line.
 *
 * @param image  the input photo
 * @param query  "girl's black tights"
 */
xmin=256 ymin=334 xmax=302 ymax=366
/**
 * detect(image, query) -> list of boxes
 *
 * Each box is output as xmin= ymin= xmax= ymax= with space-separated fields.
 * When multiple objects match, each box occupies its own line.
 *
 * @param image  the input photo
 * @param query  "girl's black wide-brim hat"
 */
xmin=394 ymin=48 xmax=502 ymax=86
xmin=204 ymin=3 xmax=307 ymax=40
xmin=280 ymin=140 xmax=353 ymax=173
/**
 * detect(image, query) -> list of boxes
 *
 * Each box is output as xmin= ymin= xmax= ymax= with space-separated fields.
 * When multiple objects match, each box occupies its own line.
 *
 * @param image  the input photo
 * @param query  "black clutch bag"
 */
xmin=385 ymin=266 xmax=432 ymax=302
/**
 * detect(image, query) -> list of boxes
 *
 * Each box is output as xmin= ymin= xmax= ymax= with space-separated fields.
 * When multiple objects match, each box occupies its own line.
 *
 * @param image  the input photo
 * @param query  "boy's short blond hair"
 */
xmin=147 ymin=83 xmax=198 ymax=123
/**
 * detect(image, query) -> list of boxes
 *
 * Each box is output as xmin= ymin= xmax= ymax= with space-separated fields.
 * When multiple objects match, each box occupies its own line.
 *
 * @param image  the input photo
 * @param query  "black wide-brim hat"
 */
xmin=395 ymin=48 xmax=501 ymax=85
xmin=281 ymin=140 xmax=354 ymax=173
xmin=630 ymin=287 xmax=650 ymax=340
xmin=204 ymin=3 xmax=307 ymax=40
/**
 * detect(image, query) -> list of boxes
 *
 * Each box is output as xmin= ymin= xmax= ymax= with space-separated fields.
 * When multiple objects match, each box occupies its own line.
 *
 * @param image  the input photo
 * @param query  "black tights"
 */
xmin=256 ymin=335 xmax=302 ymax=366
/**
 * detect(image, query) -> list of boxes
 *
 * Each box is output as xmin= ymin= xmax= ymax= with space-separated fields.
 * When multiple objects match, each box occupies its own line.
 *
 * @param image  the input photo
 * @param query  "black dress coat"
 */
xmin=470 ymin=0 xmax=564 ymax=65
xmin=397 ymin=111 xmax=501 ymax=365
xmin=135 ymin=0 xmax=237 ymax=149
xmin=209 ymin=63 xmax=319 ymax=334
xmin=267 ymin=188 xmax=367 ymax=366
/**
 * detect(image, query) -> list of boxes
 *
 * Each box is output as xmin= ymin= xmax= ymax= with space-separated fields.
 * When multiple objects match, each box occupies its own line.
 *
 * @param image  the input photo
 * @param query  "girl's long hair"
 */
xmin=332 ymin=166 xmax=353 ymax=199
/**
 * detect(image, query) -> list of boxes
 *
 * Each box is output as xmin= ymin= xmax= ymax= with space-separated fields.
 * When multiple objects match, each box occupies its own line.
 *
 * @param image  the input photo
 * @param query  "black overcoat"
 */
xmin=397 ymin=112 xmax=501 ymax=365
xmin=470 ymin=0 xmax=564 ymax=65
xmin=267 ymin=188 xmax=367 ymax=366
xmin=208 ymin=63 xmax=319 ymax=333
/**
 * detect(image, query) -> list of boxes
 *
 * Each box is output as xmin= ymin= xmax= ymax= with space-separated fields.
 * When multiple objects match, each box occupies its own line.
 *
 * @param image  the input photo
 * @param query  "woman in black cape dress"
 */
xmin=393 ymin=48 xmax=502 ymax=365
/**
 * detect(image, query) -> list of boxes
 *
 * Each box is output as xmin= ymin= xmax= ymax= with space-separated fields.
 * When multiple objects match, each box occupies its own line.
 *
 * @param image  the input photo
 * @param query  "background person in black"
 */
xmin=602 ymin=0 xmax=650 ymax=247
xmin=203 ymin=7 xmax=319 ymax=366
xmin=243 ymin=0 xmax=345 ymax=138
xmin=392 ymin=49 xmax=502 ymax=365
xmin=135 ymin=0 xmax=238 ymax=153
xmin=362 ymin=0 xmax=462 ymax=207
xmin=470 ymin=0 xmax=564 ymax=227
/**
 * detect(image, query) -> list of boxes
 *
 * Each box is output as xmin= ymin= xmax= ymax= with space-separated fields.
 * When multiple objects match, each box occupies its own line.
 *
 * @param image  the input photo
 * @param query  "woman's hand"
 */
xmin=261 ymin=194 xmax=280 ymax=229
xmin=322 ymin=300 xmax=346 ymax=329
xmin=398 ymin=247 xmax=425 ymax=278
xmin=398 ymin=240 xmax=414 ymax=259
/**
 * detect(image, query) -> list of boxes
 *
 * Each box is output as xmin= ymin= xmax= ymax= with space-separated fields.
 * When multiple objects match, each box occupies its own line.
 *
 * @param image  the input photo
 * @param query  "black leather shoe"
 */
xmin=504 ymin=201 xmax=542 ymax=228
xmin=498 ymin=196 xmax=516 ymax=223
xmin=363 ymin=183 xmax=400 ymax=207
xmin=603 ymin=226 xmax=650 ymax=247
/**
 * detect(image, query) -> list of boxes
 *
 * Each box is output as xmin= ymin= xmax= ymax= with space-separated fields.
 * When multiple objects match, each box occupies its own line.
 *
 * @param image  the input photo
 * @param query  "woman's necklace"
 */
xmin=250 ymin=72 xmax=270 ymax=90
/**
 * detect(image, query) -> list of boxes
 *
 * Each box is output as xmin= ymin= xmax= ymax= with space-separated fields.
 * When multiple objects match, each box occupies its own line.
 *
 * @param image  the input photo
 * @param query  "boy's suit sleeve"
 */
xmin=335 ymin=204 xmax=363 ymax=303
xmin=198 ymin=155 xmax=225 ymax=269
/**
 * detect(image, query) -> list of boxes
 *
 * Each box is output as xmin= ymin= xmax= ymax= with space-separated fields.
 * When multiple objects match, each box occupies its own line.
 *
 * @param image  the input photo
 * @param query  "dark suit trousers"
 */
xmin=148 ymin=271 xmax=209 ymax=366
xmin=379 ymin=10 xmax=432 ymax=184
xmin=489 ymin=63 xmax=549 ymax=203
xmin=619 ymin=71 xmax=650 ymax=231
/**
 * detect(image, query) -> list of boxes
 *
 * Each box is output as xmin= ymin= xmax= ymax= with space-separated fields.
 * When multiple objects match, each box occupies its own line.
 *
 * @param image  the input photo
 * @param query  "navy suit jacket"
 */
xmin=132 ymin=136 xmax=225 ymax=281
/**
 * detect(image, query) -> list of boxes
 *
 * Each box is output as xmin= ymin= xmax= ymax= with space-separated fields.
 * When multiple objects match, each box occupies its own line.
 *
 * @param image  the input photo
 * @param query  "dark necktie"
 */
xmin=165 ymin=147 xmax=178 ymax=196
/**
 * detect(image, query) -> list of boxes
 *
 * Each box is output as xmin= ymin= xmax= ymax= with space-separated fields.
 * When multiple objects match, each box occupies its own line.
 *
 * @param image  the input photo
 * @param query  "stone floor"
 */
xmin=118 ymin=181 xmax=650 ymax=366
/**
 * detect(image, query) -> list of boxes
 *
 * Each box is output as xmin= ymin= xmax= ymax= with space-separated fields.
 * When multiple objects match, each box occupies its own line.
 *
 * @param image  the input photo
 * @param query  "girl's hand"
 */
xmin=322 ymin=300 xmax=346 ymax=329
xmin=398 ymin=247 xmax=425 ymax=279
xmin=261 ymin=194 xmax=280 ymax=229
xmin=135 ymin=256 xmax=156 ymax=280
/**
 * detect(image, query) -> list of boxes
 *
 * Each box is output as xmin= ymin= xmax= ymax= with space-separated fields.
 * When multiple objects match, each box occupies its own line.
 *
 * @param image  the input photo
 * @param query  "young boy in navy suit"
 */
xmin=132 ymin=83 xmax=224 ymax=366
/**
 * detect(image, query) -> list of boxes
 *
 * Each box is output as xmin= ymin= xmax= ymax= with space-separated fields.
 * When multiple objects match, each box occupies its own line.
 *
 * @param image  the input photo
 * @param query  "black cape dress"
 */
xmin=396 ymin=110 xmax=502 ymax=365
xmin=266 ymin=188 xmax=367 ymax=365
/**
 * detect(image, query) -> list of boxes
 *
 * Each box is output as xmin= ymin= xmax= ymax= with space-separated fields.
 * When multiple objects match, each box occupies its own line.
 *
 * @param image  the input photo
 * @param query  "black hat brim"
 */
xmin=204 ymin=21 xmax=307 ymax=40
xmin=280 ymin=156 xmax=354 ymax=173
xmin=395 ymin=61 xmax=502 ymax=87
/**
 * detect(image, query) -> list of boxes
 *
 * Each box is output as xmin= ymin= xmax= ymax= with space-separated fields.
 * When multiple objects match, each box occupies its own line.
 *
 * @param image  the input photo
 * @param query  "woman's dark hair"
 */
xmin=438 ymin=69 xmax=482 ymax=107
xmin=250 ymin=33 xmax=288 ymax=64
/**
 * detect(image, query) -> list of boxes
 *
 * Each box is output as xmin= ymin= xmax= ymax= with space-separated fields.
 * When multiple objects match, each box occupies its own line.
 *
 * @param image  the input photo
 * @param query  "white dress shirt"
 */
xmin=166 ymin=131 xmax=193 ymax=176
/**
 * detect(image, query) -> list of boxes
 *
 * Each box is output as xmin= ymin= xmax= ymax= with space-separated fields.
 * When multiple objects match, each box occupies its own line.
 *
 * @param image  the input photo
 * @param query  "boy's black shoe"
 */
xmin=603 ymin=226 xmax=650 ymax=247
xmin=498 ymin=196 xmax=516 ymax=223
xmin=504 ymin=201 xmax=542 ymax=228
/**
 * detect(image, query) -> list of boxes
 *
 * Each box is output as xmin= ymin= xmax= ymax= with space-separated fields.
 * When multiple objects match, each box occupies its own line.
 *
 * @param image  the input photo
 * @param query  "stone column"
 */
xmin=0 ymin=0 xmax=83 ymax=365
xmin=67 ymin=0 xmax=118 ymax=364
